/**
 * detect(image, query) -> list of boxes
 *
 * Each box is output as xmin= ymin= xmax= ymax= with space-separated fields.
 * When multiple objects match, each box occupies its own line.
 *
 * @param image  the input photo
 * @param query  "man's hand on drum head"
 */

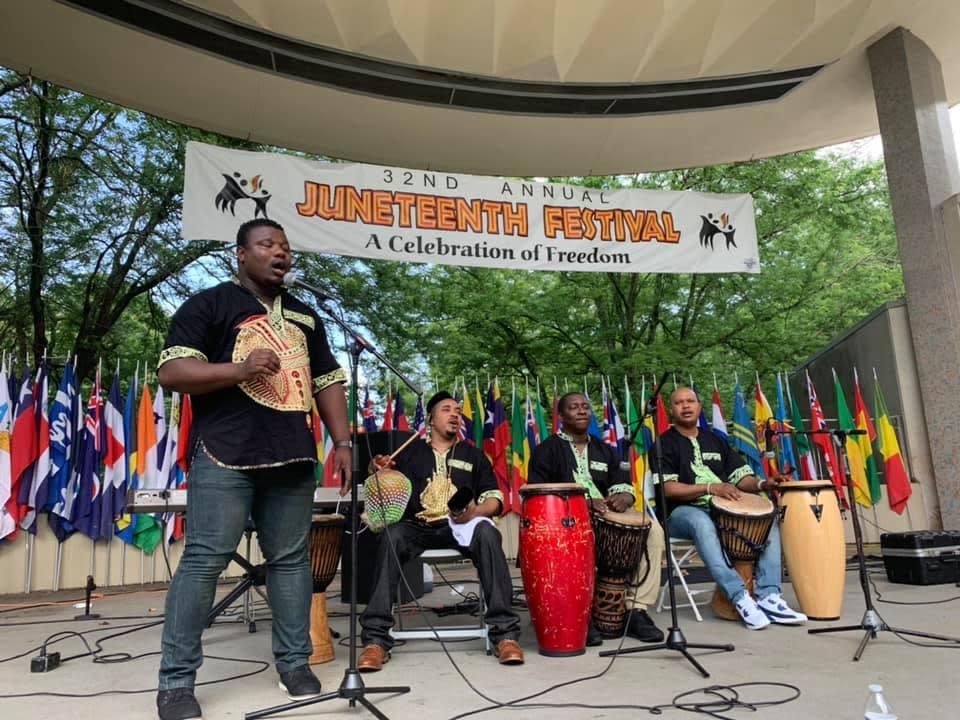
xmin=711 ymin=482 xmax=741 ymax=500
xmin=605 ymin=492 xmax=634 ymax=513
xmin=367 ymin=454 xmax=396 ymax=474
xmin=450 ymin=500 xmax=478 ymax=524
xmin=589 ymin=498 xmax=608 ymax=515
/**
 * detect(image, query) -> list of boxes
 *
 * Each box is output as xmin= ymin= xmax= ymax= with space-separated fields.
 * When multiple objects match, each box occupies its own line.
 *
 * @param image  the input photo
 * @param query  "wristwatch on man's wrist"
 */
xmin=334 ymin=439 xmax=353 ymax=449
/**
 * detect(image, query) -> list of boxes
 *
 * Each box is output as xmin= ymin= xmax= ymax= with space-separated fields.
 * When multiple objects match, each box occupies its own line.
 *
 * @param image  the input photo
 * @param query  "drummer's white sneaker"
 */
xmin=757 ymin=593 xmax=808 ymax=625
xmin=734 ymin=594 xmax=771 ymax=630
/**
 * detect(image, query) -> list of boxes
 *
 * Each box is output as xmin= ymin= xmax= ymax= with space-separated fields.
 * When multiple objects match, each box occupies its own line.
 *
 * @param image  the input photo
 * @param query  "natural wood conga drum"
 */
xmin=778 ymin=480 xmax=845 ymax=620
xmin=308 ymin=513 xmax=345 ymax=664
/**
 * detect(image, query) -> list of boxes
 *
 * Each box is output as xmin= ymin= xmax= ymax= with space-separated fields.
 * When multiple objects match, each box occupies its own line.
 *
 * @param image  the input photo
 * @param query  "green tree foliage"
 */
xmin=0 ymin=70 xmax=226 ymax=380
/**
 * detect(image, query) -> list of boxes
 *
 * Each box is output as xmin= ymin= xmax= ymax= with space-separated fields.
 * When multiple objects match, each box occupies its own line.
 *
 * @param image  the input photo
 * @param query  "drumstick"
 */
xmin=381 ymin=429 xmax=425 ymax=465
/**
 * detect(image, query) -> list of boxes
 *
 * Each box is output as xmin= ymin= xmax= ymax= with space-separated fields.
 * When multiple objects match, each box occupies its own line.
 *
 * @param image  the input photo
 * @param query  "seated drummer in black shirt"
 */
xmin=357 ymin=391 xmax=524 ymax=671
xmin=528 ymin=392 xmax=665 ymax=645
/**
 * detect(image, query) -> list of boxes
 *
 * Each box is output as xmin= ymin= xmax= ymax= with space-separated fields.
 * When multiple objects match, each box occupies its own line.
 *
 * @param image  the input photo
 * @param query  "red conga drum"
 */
xmin=519 ymin=483 xmax=595 ymax=657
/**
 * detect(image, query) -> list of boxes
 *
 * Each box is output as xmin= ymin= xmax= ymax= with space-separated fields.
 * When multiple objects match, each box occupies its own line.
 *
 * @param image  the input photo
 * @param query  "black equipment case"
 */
xmin=880 ymin=530 xmax=960 ymax=585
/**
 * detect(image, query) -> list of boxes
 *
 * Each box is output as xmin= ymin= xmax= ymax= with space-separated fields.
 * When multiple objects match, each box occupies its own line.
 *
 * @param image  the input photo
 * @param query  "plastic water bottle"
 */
xmin=864 ymin=684 xmax=897 ymax=720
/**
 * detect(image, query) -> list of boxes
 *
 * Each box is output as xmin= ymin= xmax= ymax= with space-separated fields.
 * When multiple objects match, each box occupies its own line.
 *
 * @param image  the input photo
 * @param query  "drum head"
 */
xmin=778 ymin=480 xmax=835 ymax=491
xmin=594 ymin=508 xmax=650 ymax=528
xmin=311 ymin=513 xmax=346 ymax=526
xmin=710 ymin=492 xmax=774 ymax=516
xmin=519 ymin=482 xmax=587 ymax=497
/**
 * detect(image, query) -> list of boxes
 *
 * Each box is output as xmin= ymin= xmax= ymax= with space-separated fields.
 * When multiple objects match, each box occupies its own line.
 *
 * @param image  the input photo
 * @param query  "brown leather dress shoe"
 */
xmin=494 ymin=639 xmax=524 ymax=665
xmin=357 ymin=644 xmax=389 ymax=673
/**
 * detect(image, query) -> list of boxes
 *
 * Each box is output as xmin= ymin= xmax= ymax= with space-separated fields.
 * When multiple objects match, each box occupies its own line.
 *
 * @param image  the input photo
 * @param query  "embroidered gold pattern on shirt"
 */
xmin=313 ymin=368 xmax=348 ymax=392
xmin=284 ymin=309 xmax=316 ymax=330
xmin=158 ymin=345 xmax=208 ymax=368
xmin=417 ymin=449 xmax=457 ymax=523
xmin=232 ymin=314 xmax=312 ymax=412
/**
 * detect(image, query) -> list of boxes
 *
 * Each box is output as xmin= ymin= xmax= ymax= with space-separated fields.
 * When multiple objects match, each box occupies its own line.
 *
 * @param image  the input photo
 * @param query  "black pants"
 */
xmin=360 ymin=519 xmax=521 ymax=649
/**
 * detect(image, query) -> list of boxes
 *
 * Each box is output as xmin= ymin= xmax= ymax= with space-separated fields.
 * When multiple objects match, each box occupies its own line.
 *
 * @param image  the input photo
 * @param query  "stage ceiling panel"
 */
xmin=2 ymin=0 xmax=959 ymax=175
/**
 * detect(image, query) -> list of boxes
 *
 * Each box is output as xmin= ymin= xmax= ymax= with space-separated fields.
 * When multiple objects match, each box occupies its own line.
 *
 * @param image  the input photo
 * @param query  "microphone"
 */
xmin=447 ymin=486 xmax=474 ymax=517
xmin=282 ymin=270 xmax=337 ymax=303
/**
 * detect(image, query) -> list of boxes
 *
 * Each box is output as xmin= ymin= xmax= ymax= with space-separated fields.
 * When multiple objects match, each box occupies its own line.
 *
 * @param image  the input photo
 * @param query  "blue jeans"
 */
xmin=158 ymin=452 xmax=315 ymax=690
xmin=668 ymin=504 xmax=782 ymax=603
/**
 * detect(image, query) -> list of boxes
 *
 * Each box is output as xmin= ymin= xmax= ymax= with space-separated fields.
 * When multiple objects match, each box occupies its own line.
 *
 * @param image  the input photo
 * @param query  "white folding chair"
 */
xmin=391 ymin=548 xmax=491 ymax=653
xmin=656 ymin=539 xmax=711 ymax=621
xmin=644 ymin=475 xmax=709 ymax=621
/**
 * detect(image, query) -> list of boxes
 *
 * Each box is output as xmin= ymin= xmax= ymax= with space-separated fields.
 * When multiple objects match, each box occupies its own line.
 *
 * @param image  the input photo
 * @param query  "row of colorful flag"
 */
xmin=0 ymin=358 xmax=191 ymax=553
xmin=339 ymin=370 xmax=912 ymax=516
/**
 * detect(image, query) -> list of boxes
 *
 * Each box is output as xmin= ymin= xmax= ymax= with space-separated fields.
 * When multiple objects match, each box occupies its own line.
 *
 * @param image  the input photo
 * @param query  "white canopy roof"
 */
xmin=3 ymin=0 xmax=959 ymax=175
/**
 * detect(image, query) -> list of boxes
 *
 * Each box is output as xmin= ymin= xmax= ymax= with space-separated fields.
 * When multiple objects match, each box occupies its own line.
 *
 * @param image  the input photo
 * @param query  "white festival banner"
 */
xmin=183 ymin=142 xmax=760 ymax=274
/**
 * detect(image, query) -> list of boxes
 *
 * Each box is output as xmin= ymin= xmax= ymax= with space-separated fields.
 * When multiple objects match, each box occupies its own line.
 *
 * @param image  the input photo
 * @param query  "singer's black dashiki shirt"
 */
xmin=650 ymin=427 xmax=754 ymax=515
xmin=527 ymin=433 xmax=635 ymax=499
xmin=392 ymin=440 xmax=503 ymax=524
xmin=158 ymin=281 xmax=346 ymax=469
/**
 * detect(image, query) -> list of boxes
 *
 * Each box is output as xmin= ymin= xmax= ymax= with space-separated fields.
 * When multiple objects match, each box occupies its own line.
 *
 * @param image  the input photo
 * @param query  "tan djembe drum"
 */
xmin=708 ymin=493 xmax=776 ymax=621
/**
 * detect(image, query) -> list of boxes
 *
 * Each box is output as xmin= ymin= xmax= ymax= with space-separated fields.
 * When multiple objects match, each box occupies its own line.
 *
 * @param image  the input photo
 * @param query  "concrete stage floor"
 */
xmin=1 ymin=560 xmax=959 ymax=719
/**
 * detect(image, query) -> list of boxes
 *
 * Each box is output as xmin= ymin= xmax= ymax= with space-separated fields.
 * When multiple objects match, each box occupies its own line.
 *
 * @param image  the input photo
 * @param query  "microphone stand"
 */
xmin=244 ymin=293 xmax=416 ymax=720
xmin=599 ymin=379 xmax=734 ymax=677
xmin=807 ymin=428 xmax=960 ymax=661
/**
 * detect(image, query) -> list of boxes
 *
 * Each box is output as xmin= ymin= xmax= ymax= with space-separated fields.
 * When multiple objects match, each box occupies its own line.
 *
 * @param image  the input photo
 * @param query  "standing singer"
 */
xmin=155 ymin=218 xmax=351 ymax=720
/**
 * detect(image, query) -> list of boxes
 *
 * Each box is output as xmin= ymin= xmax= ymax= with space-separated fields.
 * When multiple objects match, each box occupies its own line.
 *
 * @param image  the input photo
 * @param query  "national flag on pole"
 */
xmin=711 ymin=383 xmax=729 ymax=442
xmin=99 ymin=372 xmax=127 ymax=539
xmin=393 ymin=394 xmax=410 ymax=431
xmin=21 ymin=361 xmax=51 ymax=533
xmin=785 ymin=377 xmax=816 ymax=480
xmin=73 ymin=382 xmax=104 ymax=540
xmin=853 ymin=369 xmax=881 ymax=504
xmin=873 ymin=375 xmax=912 ymax=514
xmin=362 ymin=389 xmax=378 ymax=433
xmin=170 ymin=393 xmax=193 ymax=542
xmin=754 ymin=377 xmax=776 ymax=477
xmin=380 ymin=387 xmax=394 ymax=431
xmin=833 ymin=369 xmax=872 ymax=507
xmin=412 ymin=395 xmax=426 ymax=435
xmin=510 ymin=384 xmax=527 ymax=512
xmin=460 ymin=382 xmax=475 ymax=445
xmin=115 ymin=370 xmax=139 ymax=543
xmin=624 ymin=378 xmax=646 ymax=510
xmin=133 ymin=382 xmax=162 ymax=553
xmin=775 ymin=373 xmax=798 ymax=474
xmin=654 ymin=391 xmax=670 ymax=436
xmin=533 ymin=385 xmax=549 ymax=444
xmin=807 ymin=372 xmax=846 ymax=506
xmin=8 ymin=372 xmax=38 ymax=537
xmin=731 ymin=380 xmax=765 ymax=478
xmin=0 ymin=360 xmax=14 ymax=540
xmin=584 ymin=382 xmax=603 ymax=440
xmin=161 ymin=391 xmax=181 ymax=544
xmin=473 ymin=381 xmax=486 ymax=448
xmin=47 ymin=358 xmax=77 ymax=540
xmin=483 ymin=380 xmax=512 ymax=514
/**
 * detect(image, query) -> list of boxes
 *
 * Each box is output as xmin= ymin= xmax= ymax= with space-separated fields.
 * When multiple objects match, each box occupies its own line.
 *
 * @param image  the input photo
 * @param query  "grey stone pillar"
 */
xmin=868 ymin=27 xmax=960 ymax=529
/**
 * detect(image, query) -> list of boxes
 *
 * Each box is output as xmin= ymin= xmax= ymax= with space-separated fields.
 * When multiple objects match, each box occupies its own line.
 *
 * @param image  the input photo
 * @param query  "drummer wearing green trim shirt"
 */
xmin=528 ymin=392 xmax=665 ymax=646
